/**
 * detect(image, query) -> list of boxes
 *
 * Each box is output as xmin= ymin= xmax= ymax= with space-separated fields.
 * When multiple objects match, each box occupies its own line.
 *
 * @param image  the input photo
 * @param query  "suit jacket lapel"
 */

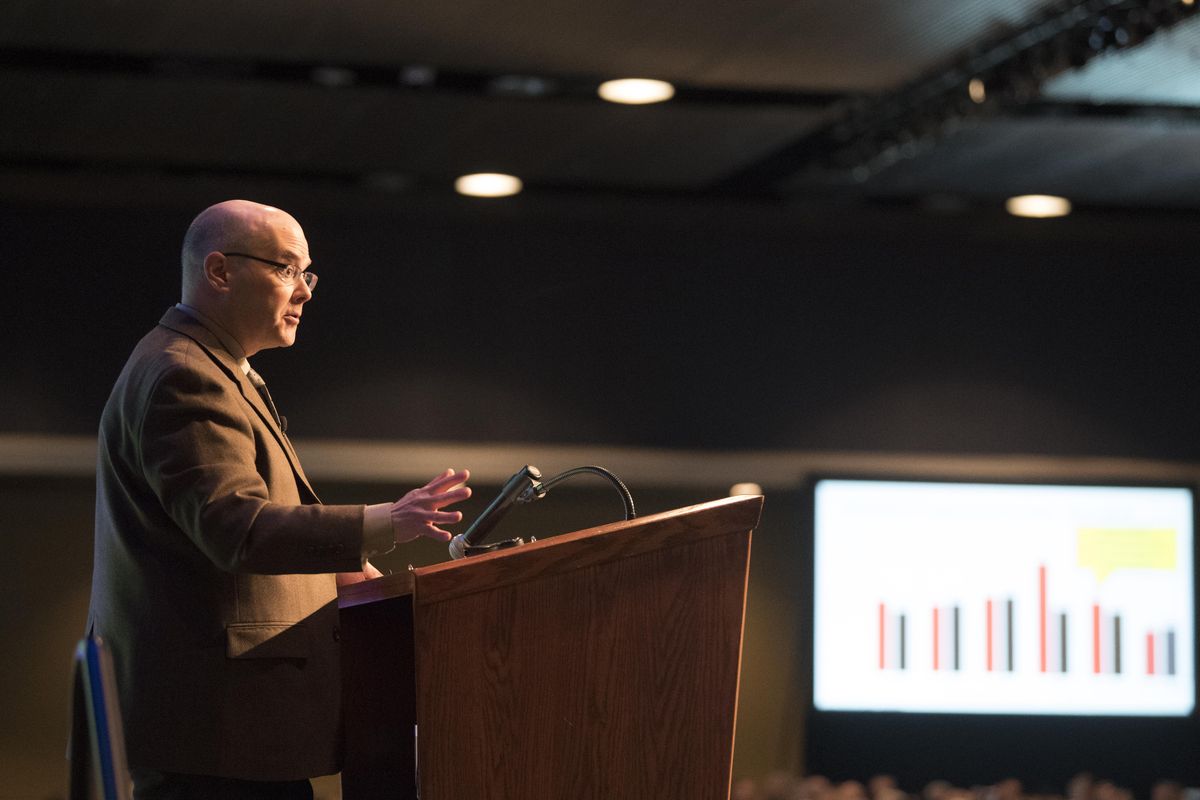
xmin=232 ymin=367 xmax=322 ymax=503
xmin=157 ymin=308 xmax=322 ymax=503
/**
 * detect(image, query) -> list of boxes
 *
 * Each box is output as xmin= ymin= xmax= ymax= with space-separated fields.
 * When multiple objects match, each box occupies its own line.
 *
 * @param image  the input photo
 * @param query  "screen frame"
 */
xmin=800 ymin=471 xmax=1200 ymax=792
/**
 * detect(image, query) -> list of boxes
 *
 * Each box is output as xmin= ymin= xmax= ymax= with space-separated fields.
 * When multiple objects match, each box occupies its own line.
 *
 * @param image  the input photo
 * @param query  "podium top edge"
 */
xmin=337 ymin=495 xmax=763 ymax=610
xmin=337 ymin=569 xmax=416 ymax=609
xmin=411 ymin=493 xmax=762 ymax=606
xmin=425 ymin=493 xmax=760 ymax=568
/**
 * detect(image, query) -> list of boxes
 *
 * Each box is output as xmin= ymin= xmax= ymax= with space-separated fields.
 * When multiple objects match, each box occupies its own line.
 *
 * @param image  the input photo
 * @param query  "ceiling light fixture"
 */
xmin=455 ymin=173 xmax=523 ymax=198
xmin=597 ymin=78 xmax=675 ymax=105
xmin=399 ymin=65 xmax=437 ymax=87
xmin=1005 ymin=194 xmax=1072 ymax=218
xmin=490 ymin=75 xmax=554 ymax=96
xmin=968 ymin=78 xmax=987 ymax=104
xmin=310 ymin=66 xmax=356 ymax=88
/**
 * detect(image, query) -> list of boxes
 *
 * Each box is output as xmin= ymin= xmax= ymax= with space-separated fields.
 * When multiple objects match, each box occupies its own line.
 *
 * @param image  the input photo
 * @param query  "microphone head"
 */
xmin=448 ymin=533 xmax=468 ymax=560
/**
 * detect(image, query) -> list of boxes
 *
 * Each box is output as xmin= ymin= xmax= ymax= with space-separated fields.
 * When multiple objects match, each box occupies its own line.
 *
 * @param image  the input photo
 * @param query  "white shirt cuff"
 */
xmin=362 ymin=503 xmax=395 ymax=561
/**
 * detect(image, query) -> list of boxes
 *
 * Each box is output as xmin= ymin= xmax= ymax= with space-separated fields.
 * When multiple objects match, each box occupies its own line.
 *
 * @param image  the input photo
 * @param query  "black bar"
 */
xmin=1006 ymin=599 xmax=1014 ymax=672
xmin=899 ymin=614 xmax=907 ymax=670
xmin=1059 ymin=612 xmax=1068 ymax=673
xmin=1168 ymin=629 xmax=1176 ymax=676
xmin=953 ymin=606 xmax=961 ymax=671
xmin=1113 ymin=615 xmax=1122 ymax=674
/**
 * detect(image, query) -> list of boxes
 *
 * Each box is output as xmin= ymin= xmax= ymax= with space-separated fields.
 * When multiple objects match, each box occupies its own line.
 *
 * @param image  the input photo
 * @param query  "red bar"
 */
xmin=1147 ymin=632 xmax=1155 ymax=675
xmin=879 ymin=603 xmax=886 ymax=670
xmin=933 ymin=608 xmax=940 ymax=671
xmin=1039 ymin=565 xmax=1047 ymax=673
xmin=986 ymin=598 xmax=994 ymax=672
xmin=1093 ymin=604 xmax=1101 ymax=674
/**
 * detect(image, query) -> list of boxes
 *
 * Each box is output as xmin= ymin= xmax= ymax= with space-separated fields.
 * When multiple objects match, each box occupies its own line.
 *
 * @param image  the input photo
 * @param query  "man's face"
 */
xmin=224 ymin=212 xmax=313 ymax=356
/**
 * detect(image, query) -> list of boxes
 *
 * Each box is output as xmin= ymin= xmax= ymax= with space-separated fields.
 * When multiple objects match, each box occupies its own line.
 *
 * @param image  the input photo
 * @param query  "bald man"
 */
xmin=88 ymin=200 xmax=471 ymax=798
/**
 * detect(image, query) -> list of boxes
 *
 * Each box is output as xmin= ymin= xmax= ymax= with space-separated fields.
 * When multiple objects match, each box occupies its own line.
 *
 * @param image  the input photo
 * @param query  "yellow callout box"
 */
xmin=1077 ymin=528 xmax=1176 ymax=582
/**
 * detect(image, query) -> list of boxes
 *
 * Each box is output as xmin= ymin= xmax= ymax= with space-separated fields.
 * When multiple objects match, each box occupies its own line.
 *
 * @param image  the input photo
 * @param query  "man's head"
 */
xmin=181 ymin=199 xmax=314 ymax=357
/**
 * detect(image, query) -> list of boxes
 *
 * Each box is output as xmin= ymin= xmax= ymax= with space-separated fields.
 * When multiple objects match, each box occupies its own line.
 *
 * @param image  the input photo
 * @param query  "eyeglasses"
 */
xmin=222 ymin=252 xmax=318 ymax=290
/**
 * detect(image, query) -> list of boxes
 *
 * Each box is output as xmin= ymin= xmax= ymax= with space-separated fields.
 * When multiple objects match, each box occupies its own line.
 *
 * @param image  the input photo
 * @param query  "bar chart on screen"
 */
xmin=813 ymin=480 xmax=1195 ymax=716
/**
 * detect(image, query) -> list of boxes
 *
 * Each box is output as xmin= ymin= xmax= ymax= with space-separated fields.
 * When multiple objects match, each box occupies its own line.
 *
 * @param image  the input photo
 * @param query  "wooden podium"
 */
xmin=336 ymin=494 xmax=762 ymax=800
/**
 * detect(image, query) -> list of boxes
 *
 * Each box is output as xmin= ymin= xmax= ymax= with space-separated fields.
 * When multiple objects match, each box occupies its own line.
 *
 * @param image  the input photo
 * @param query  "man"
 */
xmin=88 ymin=199 xmax=471 ymax=798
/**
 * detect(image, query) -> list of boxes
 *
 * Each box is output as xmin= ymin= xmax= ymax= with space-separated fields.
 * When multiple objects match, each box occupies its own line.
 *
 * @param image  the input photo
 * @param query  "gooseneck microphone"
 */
xmin=448 ymin=465 xmax=544 ymax=560
xmin=449 ymin=464 xmax=636 ymax=560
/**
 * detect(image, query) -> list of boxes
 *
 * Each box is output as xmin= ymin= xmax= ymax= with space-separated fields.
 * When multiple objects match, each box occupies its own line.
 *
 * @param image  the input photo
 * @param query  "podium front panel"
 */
xmin=413 ymin=505 xmax=753 ymax=800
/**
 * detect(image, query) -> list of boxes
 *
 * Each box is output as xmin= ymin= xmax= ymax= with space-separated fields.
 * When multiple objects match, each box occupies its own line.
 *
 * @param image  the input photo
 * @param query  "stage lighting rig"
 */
xmin=721 ymin=0 xmax=1199 ymax=191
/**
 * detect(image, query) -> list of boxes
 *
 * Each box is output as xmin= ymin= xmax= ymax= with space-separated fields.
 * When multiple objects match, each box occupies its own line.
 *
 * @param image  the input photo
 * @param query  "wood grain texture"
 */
xmin=413 ymin=507 xmax=755 ymax=799
xmin=337 ymin=569 xmax=415 ymax=608
xmin=413 ymin=494 xmax=762 ymax=607
xmin=336 ymin=496 xmax=761 ymax=799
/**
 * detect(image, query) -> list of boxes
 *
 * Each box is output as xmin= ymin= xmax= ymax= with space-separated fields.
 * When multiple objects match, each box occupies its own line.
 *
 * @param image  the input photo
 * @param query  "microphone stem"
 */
xmin=539 ymin=466 xmax=637 ymax=521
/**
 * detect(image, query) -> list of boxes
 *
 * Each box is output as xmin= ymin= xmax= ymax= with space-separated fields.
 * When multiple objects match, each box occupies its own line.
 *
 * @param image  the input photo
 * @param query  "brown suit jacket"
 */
xmin=89 ymin=307 xmax=366 ymax=780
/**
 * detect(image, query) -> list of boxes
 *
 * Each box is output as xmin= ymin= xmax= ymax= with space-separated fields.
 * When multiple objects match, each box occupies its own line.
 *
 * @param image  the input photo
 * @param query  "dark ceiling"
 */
xmin=1 ymin=0 xmax=1198 ymax=210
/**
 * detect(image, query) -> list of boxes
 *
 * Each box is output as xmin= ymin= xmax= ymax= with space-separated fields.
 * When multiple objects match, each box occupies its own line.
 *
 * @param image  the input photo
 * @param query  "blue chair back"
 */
xmin=69 ymin=636 xmax=132 ymax=800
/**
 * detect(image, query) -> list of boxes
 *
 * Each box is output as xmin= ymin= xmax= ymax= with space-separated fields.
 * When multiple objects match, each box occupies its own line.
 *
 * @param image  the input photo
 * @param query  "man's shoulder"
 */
xmin=109 ymin=319 xmax=235 ymax=408
xmin=127 ymin=322 xmax=217 ymax=376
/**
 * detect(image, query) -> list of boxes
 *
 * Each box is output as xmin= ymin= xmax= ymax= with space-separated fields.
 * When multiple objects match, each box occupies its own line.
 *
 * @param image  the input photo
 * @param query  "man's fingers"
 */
xmin=426 ymin=468 xmax=466 ymax=487
xmin=425 ymin=468 xmax=470 ymax=492
xmin=427 ymin=486 xmax=471 ymax=507
xmin=420 ymin=509 xmax=463 ymax=524
xmin=391 ymin=470 xmax=471 ymax=545
xmin=410 ymin=484 xmax=471 ymax=508
xmin=401 ymin=486 xmax=469 ymax=510
xmin=423 ymin=526 xmax=453 ymax=542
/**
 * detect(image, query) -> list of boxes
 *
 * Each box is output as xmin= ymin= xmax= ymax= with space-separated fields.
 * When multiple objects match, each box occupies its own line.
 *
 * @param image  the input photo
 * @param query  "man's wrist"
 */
xmin=362 ymin=503 xmax=396 ymax=561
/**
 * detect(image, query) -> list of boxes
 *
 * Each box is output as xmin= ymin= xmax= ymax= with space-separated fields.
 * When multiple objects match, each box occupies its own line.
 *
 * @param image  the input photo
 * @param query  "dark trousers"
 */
xmin=130 ymin=768 xmax=314 ymax=800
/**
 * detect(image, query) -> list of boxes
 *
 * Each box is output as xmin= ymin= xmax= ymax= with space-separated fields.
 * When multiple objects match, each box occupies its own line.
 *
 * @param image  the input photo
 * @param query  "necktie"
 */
xmin=246 ymin=367 xmax=287 ymax=433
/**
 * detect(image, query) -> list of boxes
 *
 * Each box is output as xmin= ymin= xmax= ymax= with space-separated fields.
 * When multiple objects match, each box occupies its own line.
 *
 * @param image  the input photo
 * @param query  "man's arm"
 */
xmin=139 ymin=362 xmax=366 ymax=574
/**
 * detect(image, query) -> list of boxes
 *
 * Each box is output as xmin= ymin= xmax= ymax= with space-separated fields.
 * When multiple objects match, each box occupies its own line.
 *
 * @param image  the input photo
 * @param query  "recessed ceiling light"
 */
xmin=311 ymin=66 xmax=356 ymax=88
xmin=1005 ymin=194 xmax=1072 ymax=218
xmin=968 ymin=78 xmax=987 ymax=104
xmin=490 ymin=75 xmax=554 ymax=96
xmin=399 ymin=65 xmax=437 ymax=87
xmin=454 ymin=173 xmax=523 ymax=198
xmin=597 ymin=78 xmax=675 ymax=105
xmin=361 ymin=171 xmax=410 ymax=192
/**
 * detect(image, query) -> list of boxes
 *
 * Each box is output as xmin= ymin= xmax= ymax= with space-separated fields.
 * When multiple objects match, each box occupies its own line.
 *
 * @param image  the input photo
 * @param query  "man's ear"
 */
xmin=203 ymin=252 xmax=232 ymax=292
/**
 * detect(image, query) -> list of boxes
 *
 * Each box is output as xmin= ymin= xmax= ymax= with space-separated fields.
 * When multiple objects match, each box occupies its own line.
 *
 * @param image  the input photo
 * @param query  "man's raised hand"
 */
xmin=390 ymin=468 xmax=471 ymax=544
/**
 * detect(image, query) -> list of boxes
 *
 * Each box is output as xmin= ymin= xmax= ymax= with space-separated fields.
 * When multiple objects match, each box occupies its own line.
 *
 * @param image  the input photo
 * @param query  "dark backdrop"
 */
xmin=4 ymin=195 xmax=1198 ymax=456
xmin=3 ymin=193 xmax=1199 ymax=796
